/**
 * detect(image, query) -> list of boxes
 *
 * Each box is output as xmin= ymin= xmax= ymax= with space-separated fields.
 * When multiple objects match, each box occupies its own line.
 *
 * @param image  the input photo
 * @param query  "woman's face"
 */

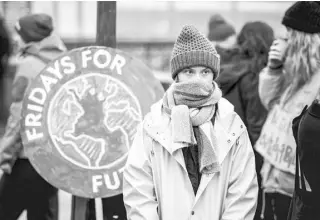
xmin=176 ymin=66 xmax=214 ymax=83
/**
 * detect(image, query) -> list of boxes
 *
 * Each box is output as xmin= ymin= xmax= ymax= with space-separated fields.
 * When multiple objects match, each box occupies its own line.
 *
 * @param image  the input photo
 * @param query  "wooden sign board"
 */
xmin=20 ymin=46 xmax=164 ymax=198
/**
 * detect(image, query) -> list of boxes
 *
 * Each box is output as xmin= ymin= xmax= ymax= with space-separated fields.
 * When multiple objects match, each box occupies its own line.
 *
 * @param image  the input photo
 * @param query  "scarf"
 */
xmin=163 ymin=80 xmax=222 ymax=174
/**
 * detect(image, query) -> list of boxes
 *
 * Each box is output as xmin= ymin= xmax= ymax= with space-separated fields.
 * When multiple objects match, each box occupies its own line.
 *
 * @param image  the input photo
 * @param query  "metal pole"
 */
xmin=96 ymin=1 xmax=116 ymax=48
xmin=95 ymin=2 xmax=117 ymax=219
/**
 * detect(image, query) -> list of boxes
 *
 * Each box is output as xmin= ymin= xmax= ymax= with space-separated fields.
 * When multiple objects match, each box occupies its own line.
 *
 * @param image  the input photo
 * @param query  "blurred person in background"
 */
xmin=207 ymin=14 xmax=236 ymax=64
xmin=0 ymin=16 xmax=12 ymax=137
xmin=123 ymin=25 xmax=258 ymax=220
xmin=216 ymin=20 xmax=274 ymax=220
xmin=0 ymin=13 xmax=67 ymax=220
xmin=255 ymin=2 xmax=320 ymax=220
xmin=0 ymin=17 xmax=11 ymax=80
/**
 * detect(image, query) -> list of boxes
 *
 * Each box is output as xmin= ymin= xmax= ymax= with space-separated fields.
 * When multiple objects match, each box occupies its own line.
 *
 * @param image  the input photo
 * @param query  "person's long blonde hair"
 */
xmin=281 ymin=28 xmax=320 ymax=105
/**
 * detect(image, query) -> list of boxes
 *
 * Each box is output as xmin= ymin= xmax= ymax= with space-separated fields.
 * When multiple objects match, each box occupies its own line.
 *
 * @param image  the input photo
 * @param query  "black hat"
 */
xmin=282 ymin=1 xmax=320 ymax=33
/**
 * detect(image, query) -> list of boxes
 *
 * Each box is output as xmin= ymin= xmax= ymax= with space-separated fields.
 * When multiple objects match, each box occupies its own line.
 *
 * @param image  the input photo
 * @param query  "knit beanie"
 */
xmin=282 ymin=1 xmax=320 ymax=33
xmin=15 ymin=13 xmax=53 ymax=43
xmin=207 ymin=14 xmax=235 ymax=42
xmin=171 ymin=25 xmax=220 ymax=80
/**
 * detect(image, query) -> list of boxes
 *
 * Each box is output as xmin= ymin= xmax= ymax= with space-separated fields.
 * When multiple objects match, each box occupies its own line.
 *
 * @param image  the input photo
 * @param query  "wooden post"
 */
xmin=96 ymin=1 xmax=116 ymax=48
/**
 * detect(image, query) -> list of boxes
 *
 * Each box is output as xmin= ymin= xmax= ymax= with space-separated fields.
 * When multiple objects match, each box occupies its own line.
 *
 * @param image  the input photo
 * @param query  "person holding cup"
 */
xmin=255 ymin=2 xmax=320 ymax=220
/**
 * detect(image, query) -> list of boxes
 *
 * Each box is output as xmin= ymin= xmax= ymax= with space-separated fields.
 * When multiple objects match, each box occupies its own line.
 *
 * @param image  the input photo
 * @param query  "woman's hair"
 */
xmin=280 ymin=27 xmax=320 ymax=104
xmin=217 ymin=21 xmax=274 ymax=95
xmin=236 ymin=21 xmax=274 ymax=74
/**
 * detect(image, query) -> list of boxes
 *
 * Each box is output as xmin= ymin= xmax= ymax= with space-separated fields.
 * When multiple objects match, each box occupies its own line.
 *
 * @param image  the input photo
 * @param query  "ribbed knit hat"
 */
xmin=282 ymin=1 xmax=320 ymax=33
xmin=15 ymin=13 xmax=53 ymax=43
xmin=171 ymin=25 xmax=220 ymax=80
xmin=207 ymin=14 xmax=235 ymax=42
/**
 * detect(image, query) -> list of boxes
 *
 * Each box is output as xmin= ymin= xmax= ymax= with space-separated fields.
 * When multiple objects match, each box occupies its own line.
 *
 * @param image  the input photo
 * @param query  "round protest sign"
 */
xmin=20 ymin=46 xmax=165 ymax=198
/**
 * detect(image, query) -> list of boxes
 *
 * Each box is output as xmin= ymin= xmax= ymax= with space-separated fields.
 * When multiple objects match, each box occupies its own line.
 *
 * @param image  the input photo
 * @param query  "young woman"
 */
xmin=123 ymin=25 xmax=258 ymax=220
xmin=255 ymin=2 xmax=320 ymax=219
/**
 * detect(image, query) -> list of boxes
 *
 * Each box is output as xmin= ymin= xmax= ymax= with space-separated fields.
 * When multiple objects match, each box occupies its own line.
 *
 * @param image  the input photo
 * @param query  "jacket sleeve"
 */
xmin=0 ymin=73 xmax=29 ymax=174
xmin=123 ymin=123 xmax=159 ymax=220
xmin=0 ymin=101 xmax=23 ymax=174
xmin=222 ymin=130 xmax=258 ymax=220
xmin=258 ymin=66 xmax=285 ymax=110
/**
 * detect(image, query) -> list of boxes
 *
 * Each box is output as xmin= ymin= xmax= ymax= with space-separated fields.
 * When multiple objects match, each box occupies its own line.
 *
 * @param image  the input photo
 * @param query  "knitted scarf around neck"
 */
xmin=163 ymin=80 xmax=222 ymax=174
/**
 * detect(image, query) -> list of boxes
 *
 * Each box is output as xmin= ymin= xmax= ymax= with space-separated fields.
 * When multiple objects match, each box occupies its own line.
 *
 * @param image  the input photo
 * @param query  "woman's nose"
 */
xmin=195 ymin=72 xmax=202 ymax=79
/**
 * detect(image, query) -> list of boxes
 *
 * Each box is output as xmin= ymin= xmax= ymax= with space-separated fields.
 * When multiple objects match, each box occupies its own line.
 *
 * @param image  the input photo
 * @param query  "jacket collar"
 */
xmin=144 ymin=98 xmax=245 ymax=165
xmin=20 ymin=33 xmax=66 ymax=56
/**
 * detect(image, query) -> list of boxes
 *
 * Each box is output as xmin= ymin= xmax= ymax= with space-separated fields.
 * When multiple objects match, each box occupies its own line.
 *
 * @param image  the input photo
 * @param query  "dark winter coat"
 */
xmin=216 ymin=21 xmax=274 ymax=172
xmin=217 ymin=57 xmax=267 ymax=178
xmin=217 ymin=55 xmax=268 ymax=147
xmin=288 ymin=100 xmax=320 ymax=220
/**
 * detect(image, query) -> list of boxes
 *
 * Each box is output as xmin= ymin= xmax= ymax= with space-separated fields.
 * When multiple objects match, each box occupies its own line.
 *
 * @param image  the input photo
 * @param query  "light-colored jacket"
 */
xmin=123 ymin=98 xmax=258 ymax=220
xmin=0 ymin=33 xmax=67 ymax=173
xmin=257 ymin=66 xmax=320 ymax=196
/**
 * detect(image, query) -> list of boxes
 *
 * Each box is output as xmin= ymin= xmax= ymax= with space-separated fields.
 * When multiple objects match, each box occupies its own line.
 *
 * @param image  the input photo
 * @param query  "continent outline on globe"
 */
xmin=47 ymin=72 xmax=142 ymax=170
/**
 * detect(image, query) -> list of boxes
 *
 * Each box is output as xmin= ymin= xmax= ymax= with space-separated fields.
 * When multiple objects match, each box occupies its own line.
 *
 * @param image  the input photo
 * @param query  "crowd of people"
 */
xmin=0 ymin=1 xmax=320 ymax=220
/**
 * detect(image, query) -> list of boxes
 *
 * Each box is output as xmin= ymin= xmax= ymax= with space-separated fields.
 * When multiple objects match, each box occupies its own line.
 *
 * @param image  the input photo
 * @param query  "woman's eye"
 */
xmin=184 ymin=69 xmax=193 ymax=75
xmin=202 ymin=70 xmax=212 ymax=75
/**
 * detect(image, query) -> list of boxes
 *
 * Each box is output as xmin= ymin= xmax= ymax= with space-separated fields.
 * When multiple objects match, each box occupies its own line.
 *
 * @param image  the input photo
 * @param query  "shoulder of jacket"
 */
xmin=142 ymin=119 xmax=153 ymax=144
xmin=217 ymin=99 xmax=247 ymax=139
xmin=144 ymin=100 xmax=170 ymax=131
xmin=226 ymin=113 xmax=249 ymax=155
xmin=15 ymin=54 xmax=46 ymax=79
xmin=16 ymin=56 xmax=40 ymax=74
xmin=18 ymin=52 xmax=37 ymax=62
xmin=227 ymin=111 xmax=247 ymax=132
